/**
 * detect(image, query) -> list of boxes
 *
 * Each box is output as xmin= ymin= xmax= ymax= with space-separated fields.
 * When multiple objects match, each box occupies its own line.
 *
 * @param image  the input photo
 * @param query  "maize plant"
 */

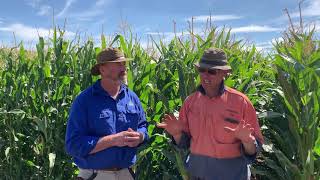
xmin=0 ymin=20 xmax=319 ymax=180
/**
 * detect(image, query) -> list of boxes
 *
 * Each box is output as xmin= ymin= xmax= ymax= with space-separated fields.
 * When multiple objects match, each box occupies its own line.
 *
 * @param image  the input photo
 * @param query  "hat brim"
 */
xmin=194 ymin=62 xmax=231 ymax=70
xmin=105 ymin=57 xmax=133 ymax=62
xmin=91 ymin=57 xmax=133 ymax=76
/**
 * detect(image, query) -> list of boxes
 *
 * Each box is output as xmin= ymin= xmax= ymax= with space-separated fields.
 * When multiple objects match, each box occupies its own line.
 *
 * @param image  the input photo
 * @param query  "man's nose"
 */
xmin=201 ymin=72 xmax=210 ymax=77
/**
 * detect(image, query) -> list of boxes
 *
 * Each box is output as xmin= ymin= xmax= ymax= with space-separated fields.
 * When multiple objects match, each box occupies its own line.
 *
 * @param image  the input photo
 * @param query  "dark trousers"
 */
xmin=191 ymin=177 xmax=205 ymax=180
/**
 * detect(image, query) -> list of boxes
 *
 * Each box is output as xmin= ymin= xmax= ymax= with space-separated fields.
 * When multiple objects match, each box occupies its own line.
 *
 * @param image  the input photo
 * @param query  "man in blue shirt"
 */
xmin=65 ymin=47 xmax=148 ymax=180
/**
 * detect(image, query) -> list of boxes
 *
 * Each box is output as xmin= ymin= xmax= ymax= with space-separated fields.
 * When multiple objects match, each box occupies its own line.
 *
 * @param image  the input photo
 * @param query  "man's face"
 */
xmin=99 ymin=61 xmax=127 ymax=82
xmin=197 ymin=67 xmax=228 ymax=89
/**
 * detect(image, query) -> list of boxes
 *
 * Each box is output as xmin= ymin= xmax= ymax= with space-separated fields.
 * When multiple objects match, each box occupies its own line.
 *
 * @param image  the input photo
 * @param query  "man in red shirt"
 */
xmin=158 ymin=47 xmax=264 ymax=180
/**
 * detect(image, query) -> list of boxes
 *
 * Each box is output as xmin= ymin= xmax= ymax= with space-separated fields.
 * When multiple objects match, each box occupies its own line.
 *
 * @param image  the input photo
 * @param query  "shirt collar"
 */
xmin=92 ymin=79 xmax=127 ymax=96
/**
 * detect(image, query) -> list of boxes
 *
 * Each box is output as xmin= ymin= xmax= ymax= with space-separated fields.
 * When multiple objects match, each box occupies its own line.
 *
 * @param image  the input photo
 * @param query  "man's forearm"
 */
xmin=242 ymin=138 xmax=257 ymax=155
xmin=89 ymin=134 xmax=116 ymax=154
xmin=172 ymin=132 xmax=183 ymax=145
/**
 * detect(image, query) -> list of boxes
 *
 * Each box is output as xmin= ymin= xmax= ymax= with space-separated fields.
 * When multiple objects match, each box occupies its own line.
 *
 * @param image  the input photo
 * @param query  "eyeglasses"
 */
xmin=197 ymin=67 xmax=218 ymax=75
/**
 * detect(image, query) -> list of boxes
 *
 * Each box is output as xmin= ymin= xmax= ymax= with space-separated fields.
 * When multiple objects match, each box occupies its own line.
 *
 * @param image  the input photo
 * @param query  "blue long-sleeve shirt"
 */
xmin=65 ymin=80 xmax=148 ymax=169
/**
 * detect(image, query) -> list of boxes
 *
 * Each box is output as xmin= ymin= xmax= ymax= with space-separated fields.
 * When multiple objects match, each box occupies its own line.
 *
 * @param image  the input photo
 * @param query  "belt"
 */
xmin=97 ymin=167 xmax=123 ymax=172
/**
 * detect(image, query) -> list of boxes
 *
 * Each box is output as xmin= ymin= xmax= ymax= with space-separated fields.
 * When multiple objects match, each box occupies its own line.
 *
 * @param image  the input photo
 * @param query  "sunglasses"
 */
xmin=197 ymin=67 xmax=218 ymax=75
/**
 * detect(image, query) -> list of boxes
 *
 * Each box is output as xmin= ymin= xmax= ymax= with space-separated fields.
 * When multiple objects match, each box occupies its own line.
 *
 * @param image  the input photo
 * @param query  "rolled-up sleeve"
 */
xmin=241 ymin=98 xmax=264 ymax=162
xmin=65 ymin=98 xmax=99 ymax=158
xmin=243 ymin=99 xmax=264 ymax=144
xmin=135 ymin=97 xmax=149 ymax=143
xmin=240 ymin=139 xmax=263 ymax=163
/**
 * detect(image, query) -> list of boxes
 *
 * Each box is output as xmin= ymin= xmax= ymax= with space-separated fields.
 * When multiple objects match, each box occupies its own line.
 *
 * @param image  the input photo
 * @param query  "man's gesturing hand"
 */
xmin=157 ymin=114 xmax=182 ymax=136
xmin=224 ymin=120 xmax=256 ymax=143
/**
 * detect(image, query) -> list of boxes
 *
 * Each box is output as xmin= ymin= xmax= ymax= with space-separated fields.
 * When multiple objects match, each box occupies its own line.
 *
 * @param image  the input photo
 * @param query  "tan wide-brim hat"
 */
xmin=194 ymin=47 xmax=231 ymax=70
xmin=91 ymin=47 xmax=133 ymax=76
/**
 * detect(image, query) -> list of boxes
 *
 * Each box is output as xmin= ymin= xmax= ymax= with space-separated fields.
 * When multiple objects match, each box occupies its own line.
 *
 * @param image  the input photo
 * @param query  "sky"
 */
xmin=0 ymin=0 xmax=320 ymax=50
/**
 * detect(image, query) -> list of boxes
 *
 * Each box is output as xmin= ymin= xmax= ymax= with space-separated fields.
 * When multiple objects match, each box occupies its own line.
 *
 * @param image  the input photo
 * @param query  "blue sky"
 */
xmin=0 ymin=0 xmax=319 ymax=50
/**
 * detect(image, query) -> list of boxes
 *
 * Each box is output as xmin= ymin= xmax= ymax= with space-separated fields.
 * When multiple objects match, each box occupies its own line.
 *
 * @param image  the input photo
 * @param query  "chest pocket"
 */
xmin=125 ymin=104 xmax=139 ymax=127
xmin=117 ymin=104 xmax=139 ymax=130
xmin=126 ymin=104 xmax=137 ymax=114
xmin=96 ymin=108 xmax=114 ymax=135
xmin=213 ymin=113 xmax=242 ymax=144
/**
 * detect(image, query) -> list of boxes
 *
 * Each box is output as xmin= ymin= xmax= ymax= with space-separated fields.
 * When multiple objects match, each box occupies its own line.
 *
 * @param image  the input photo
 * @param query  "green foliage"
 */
xmin=0 ymin=22 xmax=319 ymax=180
xmin=252 ymin=27 xmax=320 ymax=180
xmin=0 ymin=29 xmax=96 ymax=179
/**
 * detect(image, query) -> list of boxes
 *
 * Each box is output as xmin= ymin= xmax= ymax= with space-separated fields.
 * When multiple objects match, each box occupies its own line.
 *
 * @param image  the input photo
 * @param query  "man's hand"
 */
xmin=112 ymin=131 xmax=130 ymax=147
xmin=157 ymin=114 xmax=182 ymax=136
xmin=90 ymin=128 xmax=143 ymax=154
xmin=112 ymin=128 xmax=143 ymax=147
xmin=224 ymin=120 xmax=255 ymax=143
xmin=124 ymin=128 xmax=144 ymax=147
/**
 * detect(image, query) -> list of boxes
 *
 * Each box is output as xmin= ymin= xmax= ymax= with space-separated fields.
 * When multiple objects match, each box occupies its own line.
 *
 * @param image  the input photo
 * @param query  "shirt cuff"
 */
xmin=137 ymin=128 xmax=148 ymax=144
xmin=171 ymin=131 xmax=191 ymax=149
xmin=240 ymin=139 xmax=262 ymax=163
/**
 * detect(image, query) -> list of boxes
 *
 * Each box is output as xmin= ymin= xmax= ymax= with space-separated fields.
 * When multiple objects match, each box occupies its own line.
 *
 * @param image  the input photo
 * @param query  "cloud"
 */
xmin=145 ymin=25 xmax=224 ymax=43
xmin=25 ymin=0 xmax=52 ymax=16
xmin=270 ymin=0 xmax=320 ymax=28
xmin=316 ymin=24 xmax=320 ymax=31
xmin=70 ymin=9 xmax=104 ymax=21
xmin=57 ymin=0 xmax=77 ymax=18
xmin=145 ymin=32 xmax=176 ymax=42
xmin=38 ymin=5 xmax=52 ymax=16
xmin=146 ymin=31 xmax=184 ymax=38
xmin=25 ymin=0 xmax=41 ymax=8
xmin=139 ymin=40 xmax=149 ymax=50
xmin=276 ymin=0 xmax=320 ymax=21
xmin=255 ymin=41 xmax=273 ymax=51
xmin=302 ymin=22 xmax=320 ymax=32
xmin=145 ymin=32 xmax=175 ymax=36
xmin=0 ymin=23 xmax=75 ymax=42
xmin=255 ymin=37 xmax=285 ymax=51
xmin=95 ymin=0 xmax=109 ymax=6
xmin=76 ymin=0 xmax=112 ymax=20
xmin=57 ymin=0 xmax=111 ymax=20
xmin=271 ymin=37 xmax=284 ymax=44
xmin=231 ymin=25 xmax=282 ymax=33
xmin=186 ymin=15 xmax=243 ymax=22
xmin=291 ymin=0 xmax=320 ymax=18
xmin=145 ymin=30 xmax=202 ymax=43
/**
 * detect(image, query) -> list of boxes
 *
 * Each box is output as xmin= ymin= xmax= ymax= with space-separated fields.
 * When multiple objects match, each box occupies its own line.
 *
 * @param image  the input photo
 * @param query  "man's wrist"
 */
xmin=241 ymin=135 xmax=256 ymax=144
xmin=172 ymin=131 xmax=182 ymax=139
xmin=138 ymin=132 xmax=144 ymax=143
xmin=108 ymin=134 xmax=118 ymax=146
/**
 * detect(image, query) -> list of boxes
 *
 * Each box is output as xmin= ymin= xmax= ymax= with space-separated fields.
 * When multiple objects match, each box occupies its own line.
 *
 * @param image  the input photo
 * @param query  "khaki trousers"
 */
xmin=78 ymin=168 xmax=134 ymax=180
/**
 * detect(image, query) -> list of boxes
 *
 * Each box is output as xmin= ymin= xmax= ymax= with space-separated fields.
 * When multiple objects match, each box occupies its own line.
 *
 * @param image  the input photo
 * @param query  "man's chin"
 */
xmin=119 ymin=75 xmax=127 ymax=83
xmin=201 ymin=83 xmax=218 ymax=89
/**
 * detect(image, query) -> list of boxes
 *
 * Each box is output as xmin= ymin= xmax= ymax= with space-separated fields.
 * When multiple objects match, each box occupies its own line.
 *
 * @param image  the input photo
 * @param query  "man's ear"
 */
xmin=222 ymin=70 xmax=231 ymax=76
xmin=222 ymin=70 xmax=232 ymax=80
xmin=98 ymin=65 xmax=104 ymax=75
